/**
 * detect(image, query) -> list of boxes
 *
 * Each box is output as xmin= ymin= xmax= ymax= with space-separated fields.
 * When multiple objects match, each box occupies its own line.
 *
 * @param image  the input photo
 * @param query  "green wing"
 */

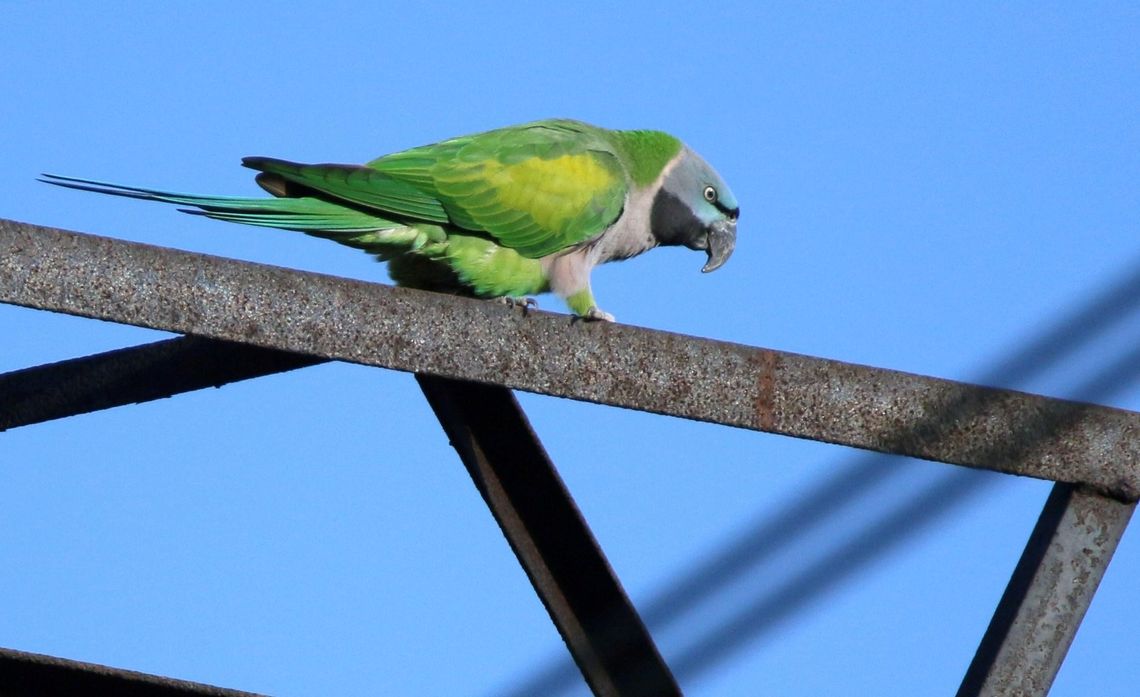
xmin=237 ymin=120 xmax=629 ymax=259
xmin=371 ymin=120 xmax=629 ymax=258
xmin=241 ymin=158 xmax=450 ymax=223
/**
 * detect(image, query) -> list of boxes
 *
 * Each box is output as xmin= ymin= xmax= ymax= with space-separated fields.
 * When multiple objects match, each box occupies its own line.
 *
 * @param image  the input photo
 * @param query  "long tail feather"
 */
xmin=38 ymin=173 xmax=431 ymax=252
xmin=41 ymin=173 xmax=276 ymax=210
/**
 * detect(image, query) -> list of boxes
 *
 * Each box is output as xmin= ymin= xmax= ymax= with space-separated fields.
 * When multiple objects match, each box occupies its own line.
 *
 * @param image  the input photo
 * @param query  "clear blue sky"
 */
xmin=3 ymin=3 xmax=1138 ymax=695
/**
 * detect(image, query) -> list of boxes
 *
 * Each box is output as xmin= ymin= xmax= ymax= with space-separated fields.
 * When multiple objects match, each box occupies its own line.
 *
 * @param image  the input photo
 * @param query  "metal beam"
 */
xmin=0 ymin=646 xmax=266 ymax=697
xmin=957 ymin=484 xmax=1135 ymax=696
xmin=417 ymin=375 xmax=679 ymax=697
xmin=0 ymin=336 xmax=323 ymax=431
xmin=3 ymin=220 xmax=1139 ymax=500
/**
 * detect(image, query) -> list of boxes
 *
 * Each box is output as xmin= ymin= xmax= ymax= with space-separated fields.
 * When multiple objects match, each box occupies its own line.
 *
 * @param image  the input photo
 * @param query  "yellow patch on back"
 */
xmin=484 ymin=154 xmax=616 ymax=233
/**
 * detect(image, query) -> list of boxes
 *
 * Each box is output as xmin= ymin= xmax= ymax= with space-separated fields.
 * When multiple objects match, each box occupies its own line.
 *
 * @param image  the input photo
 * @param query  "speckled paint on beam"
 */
xmin=2 ymin=218 xmax=1138 ymax=501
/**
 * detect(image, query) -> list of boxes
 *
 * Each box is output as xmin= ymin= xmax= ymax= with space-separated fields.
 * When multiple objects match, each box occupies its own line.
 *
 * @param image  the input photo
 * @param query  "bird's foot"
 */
xmin=584 ymin=307 xmax=615 ymax=322
xmin=497 ymin=296 xmax=538 ymax=313
xmin=564 ymin=289 xmax=614 ymax=322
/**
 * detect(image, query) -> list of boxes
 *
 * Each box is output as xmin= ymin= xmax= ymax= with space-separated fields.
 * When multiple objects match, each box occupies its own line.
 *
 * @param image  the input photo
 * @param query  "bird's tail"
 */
xmin=38 ymin=174 xmax=441 ymax=256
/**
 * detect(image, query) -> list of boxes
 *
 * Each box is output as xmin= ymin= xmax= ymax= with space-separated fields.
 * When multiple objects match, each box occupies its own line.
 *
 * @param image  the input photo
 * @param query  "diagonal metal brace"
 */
xmin=0 ymin=646 xmax=267 ymax=697
xmin=416 ymin=375 xmax=680 ymax=697
xmin=0 ymin=336 xmax=324 ymax=431
xmin=958 ymin=483 xmax=1136 ymax=696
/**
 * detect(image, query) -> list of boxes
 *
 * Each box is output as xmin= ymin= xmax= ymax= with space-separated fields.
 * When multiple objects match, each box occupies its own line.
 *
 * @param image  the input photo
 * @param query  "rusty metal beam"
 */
xmin=0 ymin=646 xmax=266 ymax=696
xmin=957 ymin=483 xmax=1136 ymax=696
xmin=417 ymin=375 xmax=679 ymax=697
xmin=0 ymin=336 xmax=323 ymax=431
xmin=3 ymin=219 xmax=1139 ymax=500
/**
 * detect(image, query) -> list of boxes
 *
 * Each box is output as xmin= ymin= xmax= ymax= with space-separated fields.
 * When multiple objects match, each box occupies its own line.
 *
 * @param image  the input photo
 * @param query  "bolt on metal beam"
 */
xmin=0 ymin=646 xmax=267 ymax=697
xmin=957 ymin=483 xmax=1135 ymax=697
xmin=417 ymin=375 xmax=680 ymax=697
xmin=0 ymin=336 xmax=324 ymax=431
xmin=4 ymin=221 xmax=1138 ymax=499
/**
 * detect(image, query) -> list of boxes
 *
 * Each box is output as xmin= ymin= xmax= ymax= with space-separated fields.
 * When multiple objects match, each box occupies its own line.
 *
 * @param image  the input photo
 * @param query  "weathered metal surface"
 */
xmin=0 ymin=336 xmax=323 ymax=431
xmin=3 ymin=219 xmax=1139 ymax=500
xmin=0 ymin=646 xmax=267 ymax=696
xmin=957 ymin=484 xmax=1136 ymax=697
xmin=417 ymin=375 xmax=680 ymax=697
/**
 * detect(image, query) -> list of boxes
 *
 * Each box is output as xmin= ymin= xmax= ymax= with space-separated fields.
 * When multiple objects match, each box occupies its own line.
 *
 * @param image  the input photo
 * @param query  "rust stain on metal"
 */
xmin=755 ymin=349 xmax=778 ymax=431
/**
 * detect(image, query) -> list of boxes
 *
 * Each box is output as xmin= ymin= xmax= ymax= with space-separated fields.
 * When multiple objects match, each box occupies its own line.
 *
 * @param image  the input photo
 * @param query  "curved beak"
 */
xmin=701 ymin=218 xmax=737 ymax=273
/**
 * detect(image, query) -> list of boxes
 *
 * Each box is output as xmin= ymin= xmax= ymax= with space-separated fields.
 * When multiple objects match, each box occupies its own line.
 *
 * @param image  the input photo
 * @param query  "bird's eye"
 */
xmin=703 ymin=186 xmax=717 ymax=203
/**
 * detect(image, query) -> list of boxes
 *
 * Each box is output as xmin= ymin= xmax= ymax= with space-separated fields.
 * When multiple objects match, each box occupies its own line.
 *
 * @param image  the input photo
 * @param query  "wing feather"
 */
xmin=370 ymin=120 xmax=629 ymax=258
xmin=241 ymin=157 xmax=450 ymax=223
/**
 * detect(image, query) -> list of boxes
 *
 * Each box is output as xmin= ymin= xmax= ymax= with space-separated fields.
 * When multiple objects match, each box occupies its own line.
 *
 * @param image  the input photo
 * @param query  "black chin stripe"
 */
xmin=650 ymin=189 xmax=704 ymax=248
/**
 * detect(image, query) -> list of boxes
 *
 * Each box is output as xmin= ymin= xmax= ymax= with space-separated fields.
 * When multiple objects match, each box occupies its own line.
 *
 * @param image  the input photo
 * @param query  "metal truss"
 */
xmin=2 ymin=219 xmax=1135 ymax=696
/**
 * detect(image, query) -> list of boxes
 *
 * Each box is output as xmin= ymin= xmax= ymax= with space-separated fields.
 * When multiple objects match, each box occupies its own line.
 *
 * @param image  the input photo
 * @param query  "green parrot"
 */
xmin=42 ymin=119 xmax=739 ymax=321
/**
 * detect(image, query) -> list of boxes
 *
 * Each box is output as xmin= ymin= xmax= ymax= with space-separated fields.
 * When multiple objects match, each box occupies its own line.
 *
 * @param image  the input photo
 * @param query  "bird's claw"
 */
xmin=498 ymin=296 xmax=538 ymax=313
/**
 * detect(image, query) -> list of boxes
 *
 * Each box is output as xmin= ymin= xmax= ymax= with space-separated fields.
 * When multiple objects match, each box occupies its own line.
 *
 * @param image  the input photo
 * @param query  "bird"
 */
xmin=42 ymin=119 xmax=739 ymax=322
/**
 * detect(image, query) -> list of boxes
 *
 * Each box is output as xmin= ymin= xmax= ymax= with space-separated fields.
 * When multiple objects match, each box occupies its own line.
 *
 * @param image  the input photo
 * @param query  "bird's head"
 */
xmin=650 ymin=147 xmax=739 ymax=272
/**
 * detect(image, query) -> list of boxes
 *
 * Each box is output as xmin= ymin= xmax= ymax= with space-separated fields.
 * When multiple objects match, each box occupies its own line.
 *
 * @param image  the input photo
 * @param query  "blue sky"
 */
xmin=3 ymin=3 xmax=1138 ymax=695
